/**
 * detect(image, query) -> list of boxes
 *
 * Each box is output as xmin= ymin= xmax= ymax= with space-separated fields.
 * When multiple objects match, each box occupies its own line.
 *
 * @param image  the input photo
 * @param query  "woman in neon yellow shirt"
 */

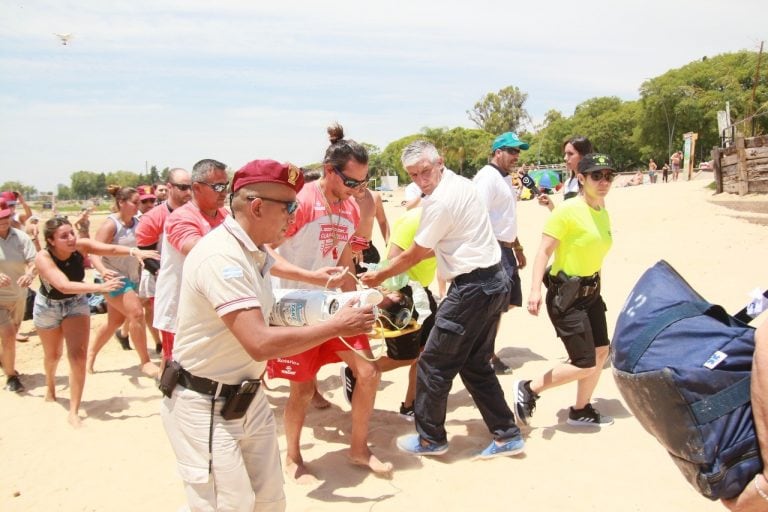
xmin=514 ymin=153 xmax=616 ymax=428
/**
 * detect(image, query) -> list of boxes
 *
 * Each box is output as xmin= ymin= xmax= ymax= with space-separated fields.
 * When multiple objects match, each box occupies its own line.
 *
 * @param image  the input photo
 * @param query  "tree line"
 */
xmin=7 ymin=50 xmax=765 ymax=196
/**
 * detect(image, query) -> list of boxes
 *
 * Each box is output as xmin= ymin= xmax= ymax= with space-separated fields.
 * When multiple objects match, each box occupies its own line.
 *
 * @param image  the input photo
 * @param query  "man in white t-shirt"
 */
xmin=362 ymin=140 xmax=524 ymax=459
xmin=402 ymin=181 xmax=423 ymax=210
xmin=473 ymin=132 xmax=530 ymax=375
xmin=161 ymin=160 xmax=375 ymax=512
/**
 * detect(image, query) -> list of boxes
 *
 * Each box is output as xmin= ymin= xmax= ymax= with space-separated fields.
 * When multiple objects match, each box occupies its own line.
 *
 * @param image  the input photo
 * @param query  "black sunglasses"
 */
xmin=587 ymin=170 xmax=615 ymax=182
xmin=332 ymin=167 xmax=368 ymax=189
xmin=247 ymin=196 xmax=299 ymax=215
xmin=170 ymin=183 xmax=192 ymax=191
xmin=196 ymin=181 xmax=229 ymax=193
xmin=502 ymin=147 xmax=521 ymax=155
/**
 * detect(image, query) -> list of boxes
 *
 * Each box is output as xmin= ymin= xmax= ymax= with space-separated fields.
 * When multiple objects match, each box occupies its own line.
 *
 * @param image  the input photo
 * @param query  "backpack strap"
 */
xmin=625 ymin=301 xmax=712 ymax=370
xmin=690 ymin=376 xmax=752 ymax=425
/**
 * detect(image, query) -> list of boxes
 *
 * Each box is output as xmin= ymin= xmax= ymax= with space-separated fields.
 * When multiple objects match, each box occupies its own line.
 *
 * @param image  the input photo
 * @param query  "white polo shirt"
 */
xmin=473 ymin=164 xmax=518 ymax=243
xmin=0 ymin=227 xmax=36 ymax=302
xmin=173 ymin=216 xmax=274 ymax=385
xmin=414 ymin=168 xmax=501 ymax=280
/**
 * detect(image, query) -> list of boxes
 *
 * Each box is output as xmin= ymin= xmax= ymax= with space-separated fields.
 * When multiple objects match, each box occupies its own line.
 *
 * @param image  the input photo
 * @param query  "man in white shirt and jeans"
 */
xmin=361 ymin=140 xmax=524 ymax=459
xmin=473 ymin=132 xmax=530 ymax=375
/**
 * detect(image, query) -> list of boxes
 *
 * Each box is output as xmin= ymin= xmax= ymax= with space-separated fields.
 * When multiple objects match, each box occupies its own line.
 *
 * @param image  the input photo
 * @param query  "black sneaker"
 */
xmin=567 ymin=404 xmax=614 ymax=427
xmin=115 ymin=329 xmax=131 ymax=350
xmin=5 ymin=374 xmax=24 ymax=393
xmin=399 ymin=402 xmax=415 ymax=421
xmin=340 ymin=364 xmax=356 ymax=405
xmin=512 ymin=379 xmax=538 ymax=426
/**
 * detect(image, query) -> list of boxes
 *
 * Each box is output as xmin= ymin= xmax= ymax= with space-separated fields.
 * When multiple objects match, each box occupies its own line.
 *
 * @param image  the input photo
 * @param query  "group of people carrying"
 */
xmin=148 ymin=125 xmax=620 ymax=511
xmin=1 ymin=123 xmax=621 ymax=510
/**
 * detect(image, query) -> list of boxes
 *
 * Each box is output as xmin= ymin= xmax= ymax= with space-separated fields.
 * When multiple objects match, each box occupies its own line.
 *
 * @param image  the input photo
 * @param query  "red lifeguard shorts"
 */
xmin=266 ymin=334 xmax=369 ymax=382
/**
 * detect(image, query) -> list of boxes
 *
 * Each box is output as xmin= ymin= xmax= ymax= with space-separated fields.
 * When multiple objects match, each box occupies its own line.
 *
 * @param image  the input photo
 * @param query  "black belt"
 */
xmin=498 ymin=241 xmax=514 ymax=249
xmin=178 ymin=368 xmax=242 ymax=398
xmin=454 ymin=263 xmax=503 ymax=284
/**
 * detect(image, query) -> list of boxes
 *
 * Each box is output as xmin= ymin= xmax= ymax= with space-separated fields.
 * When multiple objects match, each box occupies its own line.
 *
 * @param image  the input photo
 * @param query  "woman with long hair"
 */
xmin=514 ymin=153 xmax=617 ymax=428
xmin=539 ymin=135 xmax=594 ymax=211
xmin=87 ymin=186 xmax=160 ymax=378
xmin=35 ymin=216 xmax=157 ymax=427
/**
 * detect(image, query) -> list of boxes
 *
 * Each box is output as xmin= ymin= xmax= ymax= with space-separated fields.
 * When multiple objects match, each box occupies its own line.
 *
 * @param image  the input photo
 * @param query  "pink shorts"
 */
xmin=266 ymin=334 xmax=369 ymax=382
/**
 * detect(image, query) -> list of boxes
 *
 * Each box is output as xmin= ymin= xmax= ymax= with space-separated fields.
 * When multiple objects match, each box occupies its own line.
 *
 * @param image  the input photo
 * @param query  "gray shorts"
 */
xmin=33 ymin=293 xmax=90 ymax=329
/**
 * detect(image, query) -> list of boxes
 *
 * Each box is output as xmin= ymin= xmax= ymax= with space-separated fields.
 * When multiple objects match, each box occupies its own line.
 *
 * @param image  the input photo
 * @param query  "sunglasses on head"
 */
xmin=196 ymin=181 xmax=229 ymax=193
xmin=170 ymin=183 xmax=191 ymax=191
xmin=333 ymin=167 xmax=368 ymax=189
xmin=587 ymin=170 xmax=615 ymax=182
xmin=246 ymin=196 xmax=299 ymax=215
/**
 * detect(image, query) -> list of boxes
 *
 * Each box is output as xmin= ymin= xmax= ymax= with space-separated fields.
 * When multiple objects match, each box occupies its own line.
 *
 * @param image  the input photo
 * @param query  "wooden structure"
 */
xmin=712 ymin=134 xmax=768 ymax=195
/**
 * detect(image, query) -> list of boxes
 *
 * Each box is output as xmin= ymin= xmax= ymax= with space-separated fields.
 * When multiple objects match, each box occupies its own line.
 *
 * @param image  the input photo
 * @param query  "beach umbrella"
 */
xmin=529 ymin=169 xmax=561 ymax=188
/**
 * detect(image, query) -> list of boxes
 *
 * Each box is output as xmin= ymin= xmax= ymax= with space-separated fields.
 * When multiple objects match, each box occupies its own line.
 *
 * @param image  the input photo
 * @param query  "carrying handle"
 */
xmin=624 ymin=301 xmax=713 ymax=370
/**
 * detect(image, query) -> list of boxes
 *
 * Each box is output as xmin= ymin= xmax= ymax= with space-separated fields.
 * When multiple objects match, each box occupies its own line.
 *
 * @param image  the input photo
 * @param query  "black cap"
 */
xmin=578 ymin=153 xmax=616 ymax=174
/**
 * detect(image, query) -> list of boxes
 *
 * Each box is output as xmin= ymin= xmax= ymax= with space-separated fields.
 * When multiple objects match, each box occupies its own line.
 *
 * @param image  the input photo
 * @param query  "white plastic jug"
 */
xmin=270 ymin=288 xmax=383 ymax=327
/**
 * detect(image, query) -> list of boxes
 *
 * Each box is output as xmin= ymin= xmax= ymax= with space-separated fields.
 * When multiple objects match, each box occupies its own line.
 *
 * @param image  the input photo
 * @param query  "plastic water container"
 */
xmin=270 ymin=288 xmax=384 ymax=327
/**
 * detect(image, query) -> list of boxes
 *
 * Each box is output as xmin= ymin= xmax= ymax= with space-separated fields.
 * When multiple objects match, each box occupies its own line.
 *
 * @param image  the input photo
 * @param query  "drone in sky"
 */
xmin=54 ymin=33 xmax=73 ymax=46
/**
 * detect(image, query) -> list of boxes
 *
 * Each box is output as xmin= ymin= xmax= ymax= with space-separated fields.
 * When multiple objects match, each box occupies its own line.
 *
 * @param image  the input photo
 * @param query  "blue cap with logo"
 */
xmin=492 ymin=132 xmax=530 ymax=152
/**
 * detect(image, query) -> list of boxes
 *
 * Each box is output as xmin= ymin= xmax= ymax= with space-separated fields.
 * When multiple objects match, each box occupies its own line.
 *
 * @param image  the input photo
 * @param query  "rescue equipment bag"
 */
xmin=612 ymin=260 xmax=761 ymax=500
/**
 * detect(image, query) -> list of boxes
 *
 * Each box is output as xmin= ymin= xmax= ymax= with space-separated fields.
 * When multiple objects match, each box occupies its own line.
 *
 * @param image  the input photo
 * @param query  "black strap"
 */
xmin=625 ymin=301 xmax=712 ymax=370
xmin=177 ymin=368 xmax=240 ymax=398
xmin=691 ymin=376 xmax=752 ymax=425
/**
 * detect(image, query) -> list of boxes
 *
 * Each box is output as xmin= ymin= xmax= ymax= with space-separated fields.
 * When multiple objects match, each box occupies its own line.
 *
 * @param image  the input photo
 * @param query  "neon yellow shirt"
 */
xmin=544 ymin=199 xmax=612 ymax=277
xmin=388 ymin=208 xmax=437 ymax=287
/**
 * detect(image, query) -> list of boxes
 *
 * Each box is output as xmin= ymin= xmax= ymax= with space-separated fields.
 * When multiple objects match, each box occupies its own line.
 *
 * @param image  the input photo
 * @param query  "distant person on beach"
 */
xmin=0 ymin=198 xmax=37 ymax=393
xmin=538 ymin=136 xmax=594 ymax=211
xmin=35 ymin=216 xmax=156 ymax=427
xmin=160 ymin=159 xmax=375 ymax=511
xmin=25 ymin=215 xmax=41 ymax=252
xmin=662 ymin=162 xmax=670 ymax=183
xmin=73 ymin=207 xmax=92 ymax=239
xmin=648 ymin=159 xmax=658 ymax=184
xmin=516 ymin=153 xmax=617 ymax=429
xmin=722 ymin=319 xmax=768 ymax=511
xmin=86 ymin=186 xmax=160 ymax=378
xmin=671 ymin=151 xmax=682 ymax=181
xmin=362 ymin=140 xmax=524 ymax=459
xmin=473 ymin=131 xmax=530 ymax=375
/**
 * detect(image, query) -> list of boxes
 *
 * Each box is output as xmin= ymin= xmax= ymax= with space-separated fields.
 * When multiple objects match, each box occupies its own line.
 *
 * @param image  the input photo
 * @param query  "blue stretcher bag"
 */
xmin=612 ymin=260 xmax=761 ymax=500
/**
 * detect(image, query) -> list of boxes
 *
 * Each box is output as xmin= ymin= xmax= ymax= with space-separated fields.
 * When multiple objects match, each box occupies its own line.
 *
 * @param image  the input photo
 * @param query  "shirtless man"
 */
xmin=351 ymin=186 xmax=389 ymax=273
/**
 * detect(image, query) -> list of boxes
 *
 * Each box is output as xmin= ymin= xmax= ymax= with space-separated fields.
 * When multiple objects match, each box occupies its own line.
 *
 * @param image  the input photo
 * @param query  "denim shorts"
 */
xmin=33 ymin=293 xmax=90 ymax=329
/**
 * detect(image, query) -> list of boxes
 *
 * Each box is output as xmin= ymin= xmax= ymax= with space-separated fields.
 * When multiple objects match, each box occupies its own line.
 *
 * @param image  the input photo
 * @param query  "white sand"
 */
xmin=2 ymin=176 xmax=766 ymax=511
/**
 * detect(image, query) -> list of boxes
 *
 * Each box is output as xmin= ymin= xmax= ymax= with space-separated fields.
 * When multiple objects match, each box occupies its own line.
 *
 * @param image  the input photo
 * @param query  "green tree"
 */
xmin=0 ymin=181 xmax=37 ymax=198
xmin=467 ymin=85 xmax=530 ymax=135
xmin=70 ymin=171 xmax=102 ymax=199
xmin=56 ymin=184 xmax=73 ymax=200
xmin=639 ymin=51 xmax=768 ymax=162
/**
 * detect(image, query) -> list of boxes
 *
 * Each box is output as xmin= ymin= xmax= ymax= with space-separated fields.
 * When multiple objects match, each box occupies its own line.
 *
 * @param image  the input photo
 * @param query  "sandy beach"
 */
xmin=2 ymin=174 xmax=767 ymax=512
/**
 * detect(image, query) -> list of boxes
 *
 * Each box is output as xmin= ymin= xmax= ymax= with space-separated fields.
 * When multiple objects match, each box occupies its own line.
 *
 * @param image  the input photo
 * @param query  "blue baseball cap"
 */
xmin=491 ymin=132 xmax=530 ymax=152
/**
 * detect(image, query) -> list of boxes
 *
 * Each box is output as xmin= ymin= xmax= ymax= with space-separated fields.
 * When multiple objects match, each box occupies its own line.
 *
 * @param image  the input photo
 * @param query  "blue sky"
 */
xmin=0 ymin=0 xmax=765 ymax=192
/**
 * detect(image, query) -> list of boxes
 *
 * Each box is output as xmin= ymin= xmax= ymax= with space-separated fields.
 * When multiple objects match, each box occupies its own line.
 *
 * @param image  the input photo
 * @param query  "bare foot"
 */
xmin=140 ymin=361 xmax=160 ymax=378
xmin=68 ymin=413 xmax=83 ymax=429
xmin=349 ymin=451 xmax=393 ymax=475
xmin=284 ymin=458 xmax=319 ymax=485
xmin=311 ymin=390 xmax=331 ymax=409
xmin=45 ymin=390 xmax=57 ymax=402
xmin=86 ymin=355 xmax=95 ymax=374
